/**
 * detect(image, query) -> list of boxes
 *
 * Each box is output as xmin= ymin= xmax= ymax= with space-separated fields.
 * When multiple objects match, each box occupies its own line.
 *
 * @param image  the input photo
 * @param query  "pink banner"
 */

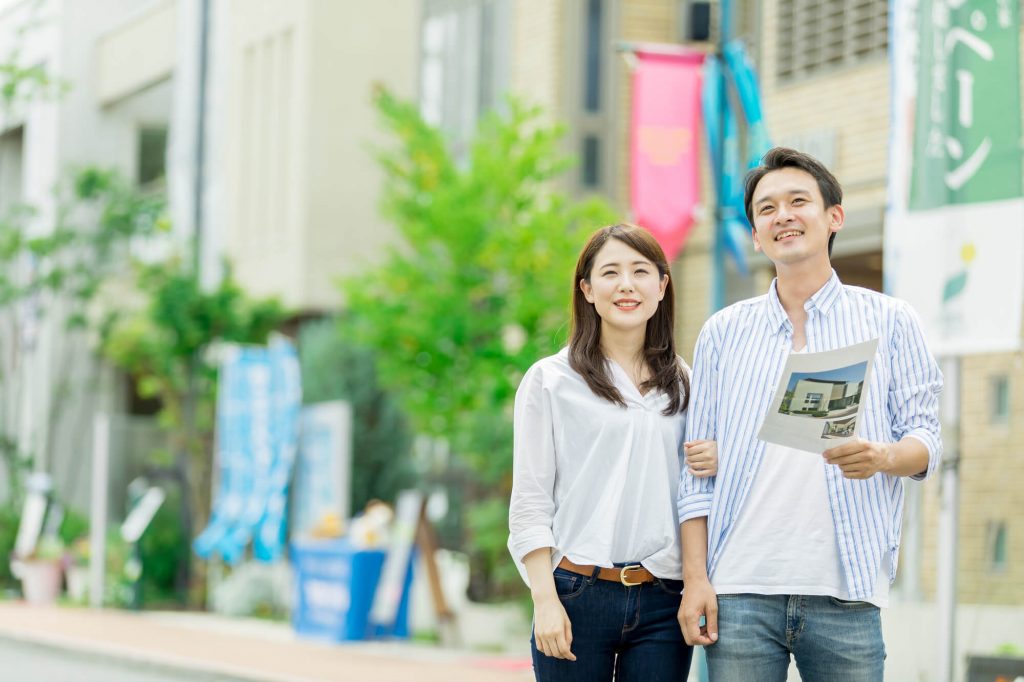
xmin=630 ymin=51 xmax=704 ymax=261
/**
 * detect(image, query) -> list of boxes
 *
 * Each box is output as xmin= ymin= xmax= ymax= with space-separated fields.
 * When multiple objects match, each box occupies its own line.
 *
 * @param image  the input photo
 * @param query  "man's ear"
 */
xmin=828 ymin=204 xmax=845 ymax=236
xmin=752 ymin=227 xmax=762 ymax=253
xmin=580 ymin=278 xmax=594 ymax=303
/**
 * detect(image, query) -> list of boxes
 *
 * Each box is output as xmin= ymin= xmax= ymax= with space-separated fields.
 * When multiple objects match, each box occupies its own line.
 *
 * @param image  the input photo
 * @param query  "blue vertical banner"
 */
xmin=703 ymin=38 xmax=772 ymax=295
xmin=194 ymin=336 xmax=302 ymax=563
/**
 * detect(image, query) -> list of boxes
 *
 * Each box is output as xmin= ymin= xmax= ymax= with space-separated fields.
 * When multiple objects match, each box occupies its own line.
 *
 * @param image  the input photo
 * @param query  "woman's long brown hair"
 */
xmin=568 ymin=224 xmax=689 ymax=415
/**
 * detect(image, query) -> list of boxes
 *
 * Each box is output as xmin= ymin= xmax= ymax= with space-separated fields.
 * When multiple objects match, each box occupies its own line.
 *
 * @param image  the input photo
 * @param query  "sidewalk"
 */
xmin=0 ymin=602 xmax=534 ymax=682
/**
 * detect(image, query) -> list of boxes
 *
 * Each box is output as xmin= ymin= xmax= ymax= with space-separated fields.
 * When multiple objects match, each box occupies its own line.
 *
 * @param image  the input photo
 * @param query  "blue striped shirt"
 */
xmin=677 ymin=271 xmax=942 ymax=600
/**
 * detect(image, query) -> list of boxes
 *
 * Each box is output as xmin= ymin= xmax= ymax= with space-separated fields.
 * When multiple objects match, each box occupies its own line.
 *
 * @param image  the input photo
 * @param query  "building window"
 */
xmin=582 ymin=136 xmax=600 ymax=188
xmin=986 ymin=521 xmax=1008 ymax=572
xmin=571 ymin=0 xmax=611 ymax=197
xmin=776 ymin=0 xmax=888 ymax=82
xmin=991 ymin=375 xmax=1010 ymax=424
xmin=137 ymin=125 xmax=168 ymax=189
xmin=584 ymin=0 xmax=603 ymax=113
xmin=420 ymin=0 xmax=510 ymax=157
xmin=0 ymin=126 xmax=25 ymax=216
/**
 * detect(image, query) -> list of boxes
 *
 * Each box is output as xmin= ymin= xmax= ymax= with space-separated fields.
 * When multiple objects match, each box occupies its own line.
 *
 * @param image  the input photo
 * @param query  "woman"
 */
xmin=508 ymin=224 xmax=717 ymax=681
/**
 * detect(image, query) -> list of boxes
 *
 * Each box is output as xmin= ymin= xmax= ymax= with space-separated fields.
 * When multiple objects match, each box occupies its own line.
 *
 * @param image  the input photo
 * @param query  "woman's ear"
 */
xmin=580 ymin=278 xmax=594 ymax=303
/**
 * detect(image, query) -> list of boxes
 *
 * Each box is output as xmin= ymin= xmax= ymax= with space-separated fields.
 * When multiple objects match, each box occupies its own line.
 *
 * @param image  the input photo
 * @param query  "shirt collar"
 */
xmin=765 ymin=269 xmax=844 ymax=334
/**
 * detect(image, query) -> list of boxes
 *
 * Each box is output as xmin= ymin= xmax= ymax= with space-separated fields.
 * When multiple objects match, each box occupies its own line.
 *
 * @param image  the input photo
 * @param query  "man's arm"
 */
xmin=677 ymin=517 xmax=718 ymax=646
xmin=678 ymin=323 xmax=720 ymax=521
xmin=823 ymin=303 xmax=942 ymax=480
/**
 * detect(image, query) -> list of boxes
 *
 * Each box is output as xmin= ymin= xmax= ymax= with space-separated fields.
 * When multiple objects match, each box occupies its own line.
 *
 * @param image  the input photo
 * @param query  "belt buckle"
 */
xmin=619 ymin=565 xmax=645 ymax=586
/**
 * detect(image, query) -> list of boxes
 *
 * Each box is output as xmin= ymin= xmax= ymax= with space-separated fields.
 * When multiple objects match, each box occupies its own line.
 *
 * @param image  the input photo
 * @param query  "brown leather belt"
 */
xmin=558 ymin=557 xmax=656 ymax=586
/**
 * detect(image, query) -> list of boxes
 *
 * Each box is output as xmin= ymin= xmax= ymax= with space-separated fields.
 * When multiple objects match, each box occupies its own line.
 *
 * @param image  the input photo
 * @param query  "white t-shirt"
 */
xmin=712 ymin=441 xmax=890 ymax=607
xmin=507 ymin=348 xmax=687 ymax=586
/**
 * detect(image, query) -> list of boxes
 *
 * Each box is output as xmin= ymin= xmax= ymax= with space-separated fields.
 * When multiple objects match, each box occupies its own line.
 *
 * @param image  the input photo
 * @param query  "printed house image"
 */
xmin=822 ymin=416 xmax=857 ymax=438
xmin=778 ymin=361 xmax=868 ymax=418
xmin=786 ymin=378 xmax=863 ymax=415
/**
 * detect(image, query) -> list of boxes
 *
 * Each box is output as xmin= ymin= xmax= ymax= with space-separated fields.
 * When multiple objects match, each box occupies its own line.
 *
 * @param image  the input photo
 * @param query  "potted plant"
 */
xmin=18 ymin=536 xmax=66 ymax=605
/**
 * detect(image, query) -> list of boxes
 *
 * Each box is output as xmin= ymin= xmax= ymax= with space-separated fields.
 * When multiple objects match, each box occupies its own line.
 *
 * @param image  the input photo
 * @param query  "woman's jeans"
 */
xmin=530 ymin=566 xmax=693 ymax=682
xmin=704 ymin=593 xmax=886 ymax=682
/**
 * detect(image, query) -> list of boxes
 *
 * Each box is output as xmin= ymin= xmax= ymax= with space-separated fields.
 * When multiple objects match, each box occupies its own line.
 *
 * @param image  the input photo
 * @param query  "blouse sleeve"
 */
xmin=507 ymin=363 xmax=558 ymax=570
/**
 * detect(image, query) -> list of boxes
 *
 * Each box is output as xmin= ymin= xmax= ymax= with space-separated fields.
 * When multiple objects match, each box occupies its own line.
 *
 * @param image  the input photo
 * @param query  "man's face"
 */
xmin=750 ymin=167 xmax=843 ymax=267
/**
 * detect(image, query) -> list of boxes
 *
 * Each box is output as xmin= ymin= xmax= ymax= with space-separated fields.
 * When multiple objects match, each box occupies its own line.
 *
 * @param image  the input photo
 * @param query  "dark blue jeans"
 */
xmin=530 ymin=567 xmax=693 ymax=682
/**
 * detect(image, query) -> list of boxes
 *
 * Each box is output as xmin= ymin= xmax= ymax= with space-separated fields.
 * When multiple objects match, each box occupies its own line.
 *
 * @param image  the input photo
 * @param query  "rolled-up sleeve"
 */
xmin=888 ymin=302 xmax=943 ymax=481
xmin=678 ymin=321 xmax=719 ymax=523
xmin=508 ymin=364 xmax=558 ymax=571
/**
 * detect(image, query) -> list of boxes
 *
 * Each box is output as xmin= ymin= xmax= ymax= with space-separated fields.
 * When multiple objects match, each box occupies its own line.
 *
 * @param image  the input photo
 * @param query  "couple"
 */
xmin=507 ymin=148 xmax=943 ymax=682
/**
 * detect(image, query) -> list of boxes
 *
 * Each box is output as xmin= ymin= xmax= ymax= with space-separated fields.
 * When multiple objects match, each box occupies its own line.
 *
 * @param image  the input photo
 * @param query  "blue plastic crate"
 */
xmin=290 ymin=538 xmax=413 ymax=642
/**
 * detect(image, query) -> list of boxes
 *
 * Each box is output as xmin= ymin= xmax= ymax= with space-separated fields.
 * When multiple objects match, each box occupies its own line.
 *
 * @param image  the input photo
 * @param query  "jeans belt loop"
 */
xmin=588 ymin=564 xmax=601 ymax=584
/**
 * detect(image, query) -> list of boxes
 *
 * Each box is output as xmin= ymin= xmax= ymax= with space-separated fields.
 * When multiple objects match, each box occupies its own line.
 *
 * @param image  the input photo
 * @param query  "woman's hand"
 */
xmin=532 ymin=593 xmax=576 ymax=660
xmin=684 ymin=439 xmax=718 ymax=477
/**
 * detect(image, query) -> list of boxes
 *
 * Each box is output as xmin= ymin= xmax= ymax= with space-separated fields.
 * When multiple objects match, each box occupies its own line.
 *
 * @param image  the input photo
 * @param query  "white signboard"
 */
xmin=291 ymin=401 xmax=353 ymax=537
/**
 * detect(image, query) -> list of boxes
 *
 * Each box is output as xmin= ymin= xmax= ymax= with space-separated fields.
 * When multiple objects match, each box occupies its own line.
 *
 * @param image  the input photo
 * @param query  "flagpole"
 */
xmin=711 ymin=0 xmax=734 ymax=313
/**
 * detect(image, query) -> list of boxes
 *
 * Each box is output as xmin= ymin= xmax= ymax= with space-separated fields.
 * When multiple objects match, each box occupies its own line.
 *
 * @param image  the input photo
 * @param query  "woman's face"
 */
xmin=580 ymin=238 xmax=668 ymax=335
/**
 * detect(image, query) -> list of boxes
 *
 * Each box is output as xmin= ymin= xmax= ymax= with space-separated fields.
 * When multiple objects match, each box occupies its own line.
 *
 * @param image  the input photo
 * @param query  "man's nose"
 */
xmin=774 ymin=205 xmax=795 ymax=224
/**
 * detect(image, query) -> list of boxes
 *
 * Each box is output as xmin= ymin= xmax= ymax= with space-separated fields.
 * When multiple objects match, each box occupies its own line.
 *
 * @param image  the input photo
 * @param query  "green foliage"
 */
xmin=139 ymin=488 xmax=187 ymax=603
xmin=0 ymin=504 xmax=19 ymax=589
xmin=298 ymin=317 xmax=416 ymax=513
xmin=58 ymin=507 xmax=89 ymax=546
xmin=101 ymin=258 xmax=288 ymax=436
xmin=341 ymin=89 xmax=616 ymax=598
xmin=0 ymin=167 xmax=167 ymax=312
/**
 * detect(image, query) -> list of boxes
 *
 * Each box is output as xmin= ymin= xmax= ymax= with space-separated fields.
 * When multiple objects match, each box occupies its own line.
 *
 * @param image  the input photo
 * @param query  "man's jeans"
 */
xmin=704 ymin=593 xmax=885 ymax=682
xmin=530 ymin=566 xmax=693 ymax=682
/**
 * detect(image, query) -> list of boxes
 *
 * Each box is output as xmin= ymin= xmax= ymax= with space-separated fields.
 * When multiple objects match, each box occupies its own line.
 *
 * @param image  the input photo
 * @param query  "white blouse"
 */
xmin=507 ymin=348 xmax=687 ymax=586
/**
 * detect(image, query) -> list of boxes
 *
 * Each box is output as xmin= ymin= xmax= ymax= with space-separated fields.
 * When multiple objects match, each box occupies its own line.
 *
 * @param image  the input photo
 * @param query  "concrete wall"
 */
xmin=222 ymin=0 xmax=419 ymax=310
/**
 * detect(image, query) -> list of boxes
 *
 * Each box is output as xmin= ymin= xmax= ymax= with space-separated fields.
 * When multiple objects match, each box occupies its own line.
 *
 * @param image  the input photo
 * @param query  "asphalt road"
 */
xmin=0 ymin=637 xmax=248 ymax=682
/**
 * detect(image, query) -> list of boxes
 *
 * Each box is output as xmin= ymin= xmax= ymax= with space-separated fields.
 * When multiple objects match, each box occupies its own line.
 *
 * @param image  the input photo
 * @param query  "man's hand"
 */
xmin=823 ymin=438 xmax=892 ymax=479
xmin=678 ymin=577 xmax=718 ymax=646
xmin=684 ymin=440 xmax=719 ymax=478
xmin=533 ymin=593 xmax=576 ymax=661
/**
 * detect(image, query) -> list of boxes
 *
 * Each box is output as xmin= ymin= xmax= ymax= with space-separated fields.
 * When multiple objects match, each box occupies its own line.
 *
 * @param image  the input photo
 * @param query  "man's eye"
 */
xmin=759 ymin=206 xmax=774 ymax=214
xmin=792 ymin=198 xmax=805 ymax=204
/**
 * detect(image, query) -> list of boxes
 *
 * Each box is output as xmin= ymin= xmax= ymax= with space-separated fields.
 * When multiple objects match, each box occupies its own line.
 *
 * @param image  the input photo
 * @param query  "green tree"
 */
xmin=341 ymin=89 xmax=616 ymax=598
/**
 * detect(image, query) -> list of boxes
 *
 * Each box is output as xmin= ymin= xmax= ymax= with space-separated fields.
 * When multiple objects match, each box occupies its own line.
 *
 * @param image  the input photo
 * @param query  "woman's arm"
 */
xmin=523 ymin=548 xmax=576 ymax=661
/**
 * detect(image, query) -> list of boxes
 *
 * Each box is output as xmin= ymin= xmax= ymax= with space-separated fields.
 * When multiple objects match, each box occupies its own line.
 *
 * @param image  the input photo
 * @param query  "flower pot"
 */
xmin=65 ymin=565 xmax=89 ymax=603
xmin=20 ymin=560 xmax=63 ymax=605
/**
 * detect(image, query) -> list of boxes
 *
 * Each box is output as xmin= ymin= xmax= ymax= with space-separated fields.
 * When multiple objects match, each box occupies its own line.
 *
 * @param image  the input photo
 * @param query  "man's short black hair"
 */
xmin=744 ymin=147 xmax=843 ymax=256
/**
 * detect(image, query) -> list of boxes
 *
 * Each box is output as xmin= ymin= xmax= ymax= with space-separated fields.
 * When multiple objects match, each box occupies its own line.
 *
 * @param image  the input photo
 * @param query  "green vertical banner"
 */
xmin=910 ymin=0 xmax=1022 ymax=209
xmin=887 ymin=0 xmax=1024 ymax=355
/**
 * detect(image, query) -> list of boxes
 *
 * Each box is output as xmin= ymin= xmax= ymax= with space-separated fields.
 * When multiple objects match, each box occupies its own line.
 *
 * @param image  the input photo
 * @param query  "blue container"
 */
xmin=290 ymin=538 xmax=413 ymax=642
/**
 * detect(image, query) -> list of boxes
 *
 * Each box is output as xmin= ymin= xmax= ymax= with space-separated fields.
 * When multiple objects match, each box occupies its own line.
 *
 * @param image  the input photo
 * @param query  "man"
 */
xmin=677 ymin=147 xmax=942 ymax=681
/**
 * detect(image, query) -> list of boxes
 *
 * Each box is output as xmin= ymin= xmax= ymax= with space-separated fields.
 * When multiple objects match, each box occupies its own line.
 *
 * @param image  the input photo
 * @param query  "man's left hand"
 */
xmin=822 ymin=439 xmax=892 ymax=479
